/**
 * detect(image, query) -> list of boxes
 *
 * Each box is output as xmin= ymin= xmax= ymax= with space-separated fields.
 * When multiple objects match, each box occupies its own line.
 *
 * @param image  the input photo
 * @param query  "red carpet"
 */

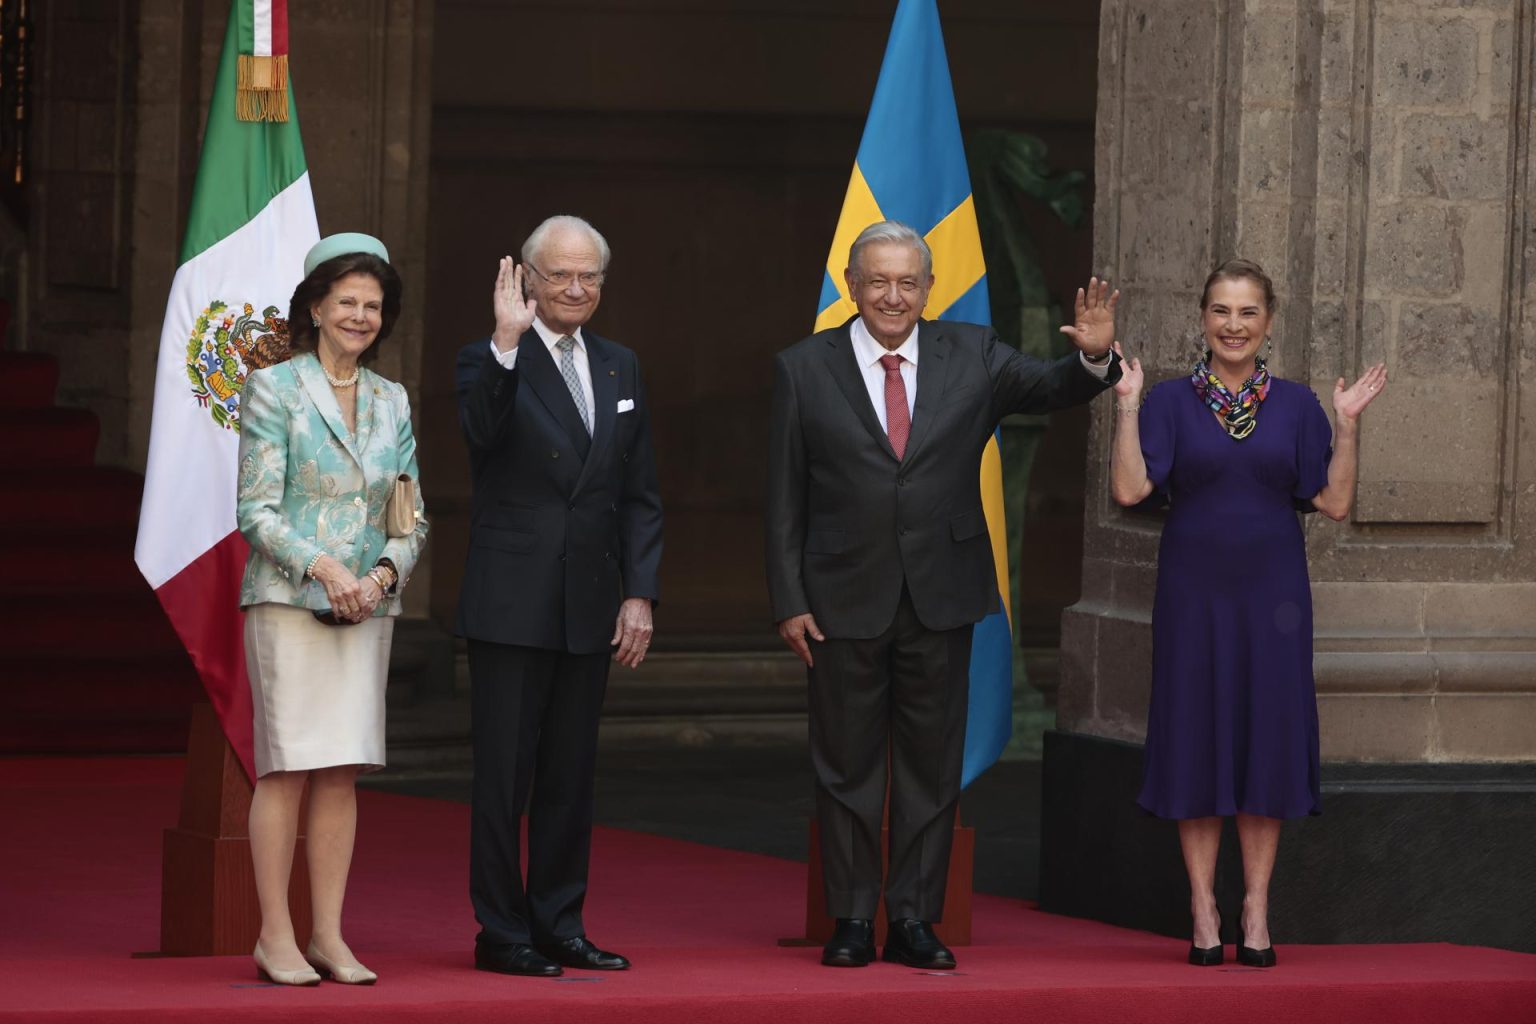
xmin=2 ymin=757 xmax=1533 ymax=1023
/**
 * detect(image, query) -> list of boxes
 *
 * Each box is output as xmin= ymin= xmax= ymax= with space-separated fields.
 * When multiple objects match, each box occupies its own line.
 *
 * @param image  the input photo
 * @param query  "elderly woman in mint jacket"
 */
xmin=236 ymin=233 xmax=428 ymax=987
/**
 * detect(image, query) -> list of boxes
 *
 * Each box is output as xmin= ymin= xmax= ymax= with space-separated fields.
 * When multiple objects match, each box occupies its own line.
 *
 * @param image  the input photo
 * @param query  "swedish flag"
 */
xmin=815 ymin=0 xmax=1010 ymax=788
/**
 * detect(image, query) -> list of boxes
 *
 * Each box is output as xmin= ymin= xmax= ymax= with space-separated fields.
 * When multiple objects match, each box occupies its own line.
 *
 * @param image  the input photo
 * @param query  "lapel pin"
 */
xmin=609 ymin=370 xmax=616 ymax=376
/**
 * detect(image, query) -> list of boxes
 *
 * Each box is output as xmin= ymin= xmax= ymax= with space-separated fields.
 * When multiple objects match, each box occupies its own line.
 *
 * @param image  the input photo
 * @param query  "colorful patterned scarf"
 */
xmin=1191 ymin=354 xmax=1270 ymax=440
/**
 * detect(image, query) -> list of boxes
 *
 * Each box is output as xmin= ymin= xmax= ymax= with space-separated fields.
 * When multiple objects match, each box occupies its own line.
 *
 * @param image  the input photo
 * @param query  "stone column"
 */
xmin=1042 ymin=0 xmax=1536 ymax=951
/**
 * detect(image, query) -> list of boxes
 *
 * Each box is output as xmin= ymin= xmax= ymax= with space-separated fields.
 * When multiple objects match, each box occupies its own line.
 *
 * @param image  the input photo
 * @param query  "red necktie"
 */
xmin=880 ymin=353 xmax=910 ymax=459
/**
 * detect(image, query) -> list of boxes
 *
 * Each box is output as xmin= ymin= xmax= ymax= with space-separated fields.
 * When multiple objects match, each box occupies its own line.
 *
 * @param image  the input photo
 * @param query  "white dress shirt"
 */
xmin=849 ymin=317 xmax=1111 ymax=431
xmin=490 ymin=318 xmax=595 ymax=433
xmin=850 ymin=317 xmax=918 ymax=432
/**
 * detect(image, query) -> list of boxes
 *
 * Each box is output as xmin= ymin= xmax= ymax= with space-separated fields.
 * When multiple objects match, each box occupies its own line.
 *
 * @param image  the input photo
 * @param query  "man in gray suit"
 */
xmin=765 ymin=220 xmax=1119 ymax=969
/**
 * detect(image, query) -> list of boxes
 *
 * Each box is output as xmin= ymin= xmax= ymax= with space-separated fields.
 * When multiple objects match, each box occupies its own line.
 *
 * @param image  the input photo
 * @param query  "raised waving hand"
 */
xmin=1059 ymin=276 xmax=1119 ymax=359
xmin=491 ymin=256 xmax=537 ymax=353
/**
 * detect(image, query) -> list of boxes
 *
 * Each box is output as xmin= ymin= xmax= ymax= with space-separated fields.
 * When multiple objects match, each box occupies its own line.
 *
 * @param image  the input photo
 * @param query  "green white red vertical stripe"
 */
xmin=240 ymin=0 xmax=289 ymax=57
xmin=235 ymin=0 xmax=290 ymax=122
xmin=135 ymin=0 xmax=317 ymax=779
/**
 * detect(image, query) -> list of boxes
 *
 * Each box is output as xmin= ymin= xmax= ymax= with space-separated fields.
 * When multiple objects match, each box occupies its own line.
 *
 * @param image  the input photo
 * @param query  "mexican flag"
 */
xmin=134 ymin=0 xmax=316 ymax=780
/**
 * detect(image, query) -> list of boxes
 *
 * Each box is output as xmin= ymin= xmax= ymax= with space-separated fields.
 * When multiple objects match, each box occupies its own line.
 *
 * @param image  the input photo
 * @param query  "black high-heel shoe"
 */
xmin=1187 ymin=908 xmax=1223 ymax=966
xmin=1237 ymin=907 xmax=1276 ymax=967
xmin=1187 ymin=942 xmax=1223 ymax=966
xmin=1236 ymin=943 xmax=1276 ymax=968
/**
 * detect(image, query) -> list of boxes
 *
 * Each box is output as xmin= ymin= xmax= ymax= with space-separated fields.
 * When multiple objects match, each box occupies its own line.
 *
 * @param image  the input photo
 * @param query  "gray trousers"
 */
xmin=807 ymin=586 xmax=973 ymax=921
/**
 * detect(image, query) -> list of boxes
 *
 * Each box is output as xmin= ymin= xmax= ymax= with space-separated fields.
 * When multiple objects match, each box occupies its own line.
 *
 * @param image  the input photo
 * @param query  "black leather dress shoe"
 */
xmin=474 ymin=943 xmax=563 ymax=977
xmin=821 ymin=918 xmax=875 ymax=967
xmin=882 ymin=919 xmax=956 ymax=970
xmin=536 ymin=936 xmax=631 ymax=971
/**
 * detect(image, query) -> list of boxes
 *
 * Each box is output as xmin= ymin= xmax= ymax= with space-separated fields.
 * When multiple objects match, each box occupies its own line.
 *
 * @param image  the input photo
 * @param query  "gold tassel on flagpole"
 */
xmin=235 ymin=54 xmax=289 ymax=122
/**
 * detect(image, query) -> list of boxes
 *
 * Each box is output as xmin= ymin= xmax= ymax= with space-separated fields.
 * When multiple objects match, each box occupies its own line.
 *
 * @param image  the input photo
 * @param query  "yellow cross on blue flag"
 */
xmin=816 ymin=0 xmax=1011 ymax=788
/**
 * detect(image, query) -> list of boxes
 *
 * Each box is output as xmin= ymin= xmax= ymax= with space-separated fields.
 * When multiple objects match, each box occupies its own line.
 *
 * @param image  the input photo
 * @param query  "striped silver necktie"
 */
xmin=555 ymin=335 xmax=591 ymax=434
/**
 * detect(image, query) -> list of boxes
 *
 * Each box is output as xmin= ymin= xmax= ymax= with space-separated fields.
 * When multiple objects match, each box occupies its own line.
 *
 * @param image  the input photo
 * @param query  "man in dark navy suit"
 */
xmin=456 ymin=215 xmax=662 ymax=977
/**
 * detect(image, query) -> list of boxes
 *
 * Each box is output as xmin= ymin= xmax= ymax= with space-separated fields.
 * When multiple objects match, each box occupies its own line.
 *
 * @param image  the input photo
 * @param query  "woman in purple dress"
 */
xmin=1109 ymin=260 xmax=1387 ymax=968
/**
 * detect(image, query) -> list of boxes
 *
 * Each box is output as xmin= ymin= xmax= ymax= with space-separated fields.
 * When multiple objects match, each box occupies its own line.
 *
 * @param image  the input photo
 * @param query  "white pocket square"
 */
xmin=616 ymin=398 xmax=635 ymax=413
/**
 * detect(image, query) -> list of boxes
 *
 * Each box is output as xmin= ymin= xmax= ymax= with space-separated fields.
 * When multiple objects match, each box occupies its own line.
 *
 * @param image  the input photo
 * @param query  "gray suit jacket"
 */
xmin=765 ymin=317 xmax=1118 ymax=638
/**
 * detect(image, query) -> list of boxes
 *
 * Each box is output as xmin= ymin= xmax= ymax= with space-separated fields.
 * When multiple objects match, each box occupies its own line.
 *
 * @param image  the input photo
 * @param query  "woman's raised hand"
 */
xmin=491 ymin=256 xmax=537 ymax=352
xmin=1332 ymin=362 xmax=1388 ymax=422
xmin=1111 ymin=342 xmax=1143 ymax=402
xmin=1059 ymin=276 xmax=1119 ymax=358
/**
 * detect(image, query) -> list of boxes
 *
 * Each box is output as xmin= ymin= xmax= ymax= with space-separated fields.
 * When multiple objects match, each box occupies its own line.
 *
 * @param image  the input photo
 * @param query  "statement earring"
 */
xmin=1264 ymin=336 xmax=1273 ymax=361
xmin=311 ymin=315 xmax=321 ymax=328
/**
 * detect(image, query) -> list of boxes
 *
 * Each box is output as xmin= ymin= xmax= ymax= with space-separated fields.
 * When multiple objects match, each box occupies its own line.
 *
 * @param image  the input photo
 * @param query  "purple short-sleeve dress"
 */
xmin=1135 ymin=376 xmax=1333 ymax=820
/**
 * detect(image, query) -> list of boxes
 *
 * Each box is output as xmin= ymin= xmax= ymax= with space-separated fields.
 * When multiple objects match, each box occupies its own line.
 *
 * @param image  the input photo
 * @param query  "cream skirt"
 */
xmin=244 ymin=603 xmax=394 ymax=778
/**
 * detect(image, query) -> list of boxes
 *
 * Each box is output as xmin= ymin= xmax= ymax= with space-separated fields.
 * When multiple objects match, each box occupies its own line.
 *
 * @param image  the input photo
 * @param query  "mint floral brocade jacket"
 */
xmin=237 ymin=352 xmax=429 ymax=615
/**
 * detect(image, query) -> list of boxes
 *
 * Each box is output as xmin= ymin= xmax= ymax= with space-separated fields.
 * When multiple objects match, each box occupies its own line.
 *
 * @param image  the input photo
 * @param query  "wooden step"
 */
xmin=0 ymin=407 xmax=100 ymax=468
xmin=0 ymin=468 xmax=144 ymax=531
xmin=0 ymin=352 xmax=60 ymax=408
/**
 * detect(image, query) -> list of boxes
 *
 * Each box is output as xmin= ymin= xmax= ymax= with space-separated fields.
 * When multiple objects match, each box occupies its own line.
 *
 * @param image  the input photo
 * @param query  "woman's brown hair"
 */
xmin=1200 ymin=258 xmax=1276 ymax=314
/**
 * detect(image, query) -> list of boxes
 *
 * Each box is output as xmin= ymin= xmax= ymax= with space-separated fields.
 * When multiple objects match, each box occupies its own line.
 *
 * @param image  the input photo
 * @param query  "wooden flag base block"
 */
xmin=780 ymin=819 xmax=974 ymax=947
xmin=160 ymin=703 xmax=311 ymax=955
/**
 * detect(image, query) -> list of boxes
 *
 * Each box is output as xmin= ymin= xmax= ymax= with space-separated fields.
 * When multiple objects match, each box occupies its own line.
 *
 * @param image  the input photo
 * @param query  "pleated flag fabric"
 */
xmin=135 ymin=0 xmax=318 ymax=780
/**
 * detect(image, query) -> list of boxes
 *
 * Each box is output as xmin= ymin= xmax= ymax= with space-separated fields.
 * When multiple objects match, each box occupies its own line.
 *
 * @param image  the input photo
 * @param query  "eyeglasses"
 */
xmin=526 ymin=263 xmax=605 ymax=290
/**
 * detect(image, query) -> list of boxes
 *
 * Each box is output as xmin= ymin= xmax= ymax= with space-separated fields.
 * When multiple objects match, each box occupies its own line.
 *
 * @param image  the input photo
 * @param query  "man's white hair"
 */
xmin=847 ymin=220 xmax=933 ymax=281
xmin=522 ymin=214 xmax=612 ymax=270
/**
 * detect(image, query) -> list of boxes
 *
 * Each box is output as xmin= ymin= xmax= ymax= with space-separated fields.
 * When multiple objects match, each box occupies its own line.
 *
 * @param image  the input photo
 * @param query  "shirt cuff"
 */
xmin=489 ymin=339 xmax=520 ymax=369
xmin=1080 ymin=351 xmax=1111 ymax=379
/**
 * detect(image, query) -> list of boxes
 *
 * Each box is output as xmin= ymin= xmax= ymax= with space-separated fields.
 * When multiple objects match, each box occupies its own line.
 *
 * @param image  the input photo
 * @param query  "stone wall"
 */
xmin=1063 ymin=0 xmax=1536 ymax=762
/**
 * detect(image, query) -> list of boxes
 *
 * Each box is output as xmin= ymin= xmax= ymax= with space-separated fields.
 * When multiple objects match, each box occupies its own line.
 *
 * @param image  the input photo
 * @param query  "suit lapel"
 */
xmin=573 ymin=334 xmax=619 ymax=497
xmin=293 ymin=353 xmax=363 ymax=466
xmin=824 ymin=320 xmax=899 ymax=462
xmin=518 ymin=329 xmax=592 ymax=460
xmin=902 ymin=320 xmax=951 ymax=464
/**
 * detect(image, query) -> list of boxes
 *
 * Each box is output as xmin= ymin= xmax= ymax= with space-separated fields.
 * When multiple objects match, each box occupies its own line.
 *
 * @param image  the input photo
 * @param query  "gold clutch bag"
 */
xmin=385 ymin=474 xmax=419 ymax=538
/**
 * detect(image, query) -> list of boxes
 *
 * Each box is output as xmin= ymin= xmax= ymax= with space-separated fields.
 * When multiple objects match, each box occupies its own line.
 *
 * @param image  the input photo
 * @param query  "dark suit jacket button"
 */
xmin=568 ymin=503 xmax=576 ymax=511
xmin=559 ymin=554 xmax=566 ymax=561
xmin=898 ymin=477 xmax=907 ymax=486
xmin=900 ymin=527 xmax=910 ymax=536
xmin=551 ymin=450 xmax=560 ymax=459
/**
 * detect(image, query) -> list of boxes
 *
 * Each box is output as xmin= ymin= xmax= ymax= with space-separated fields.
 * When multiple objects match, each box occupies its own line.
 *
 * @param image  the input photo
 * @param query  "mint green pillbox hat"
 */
xmin=303 ymin=232 xmax=390 ymax=277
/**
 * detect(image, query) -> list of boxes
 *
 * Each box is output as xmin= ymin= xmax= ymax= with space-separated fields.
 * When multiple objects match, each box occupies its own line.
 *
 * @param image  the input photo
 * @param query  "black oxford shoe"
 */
xmin=537 ymin=936 xmax=631 ymax=971
xmin=474 ymin=942 xmax=563 ymax=977
xmin=882 ymin=919 xmax=956 ymax=970
xmin=821 ymin=918 xmax=875 ymax=967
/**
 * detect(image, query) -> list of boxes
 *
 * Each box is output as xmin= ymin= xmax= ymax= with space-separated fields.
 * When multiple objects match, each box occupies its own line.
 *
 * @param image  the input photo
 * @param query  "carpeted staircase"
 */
xmin=0 ymin=350 xmax=201 ymax=753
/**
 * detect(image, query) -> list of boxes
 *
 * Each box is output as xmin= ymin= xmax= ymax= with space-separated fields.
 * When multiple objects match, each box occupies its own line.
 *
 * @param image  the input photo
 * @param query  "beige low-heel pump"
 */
xmin=305 ymin=940 xmax=378 ymax=985
xmin=253 ymin=941 xmax=322 ymax=986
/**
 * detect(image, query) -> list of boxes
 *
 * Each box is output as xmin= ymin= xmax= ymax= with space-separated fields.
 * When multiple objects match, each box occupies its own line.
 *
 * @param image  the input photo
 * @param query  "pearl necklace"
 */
xmin=323 ymin=363 xmax=360 ymax=388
